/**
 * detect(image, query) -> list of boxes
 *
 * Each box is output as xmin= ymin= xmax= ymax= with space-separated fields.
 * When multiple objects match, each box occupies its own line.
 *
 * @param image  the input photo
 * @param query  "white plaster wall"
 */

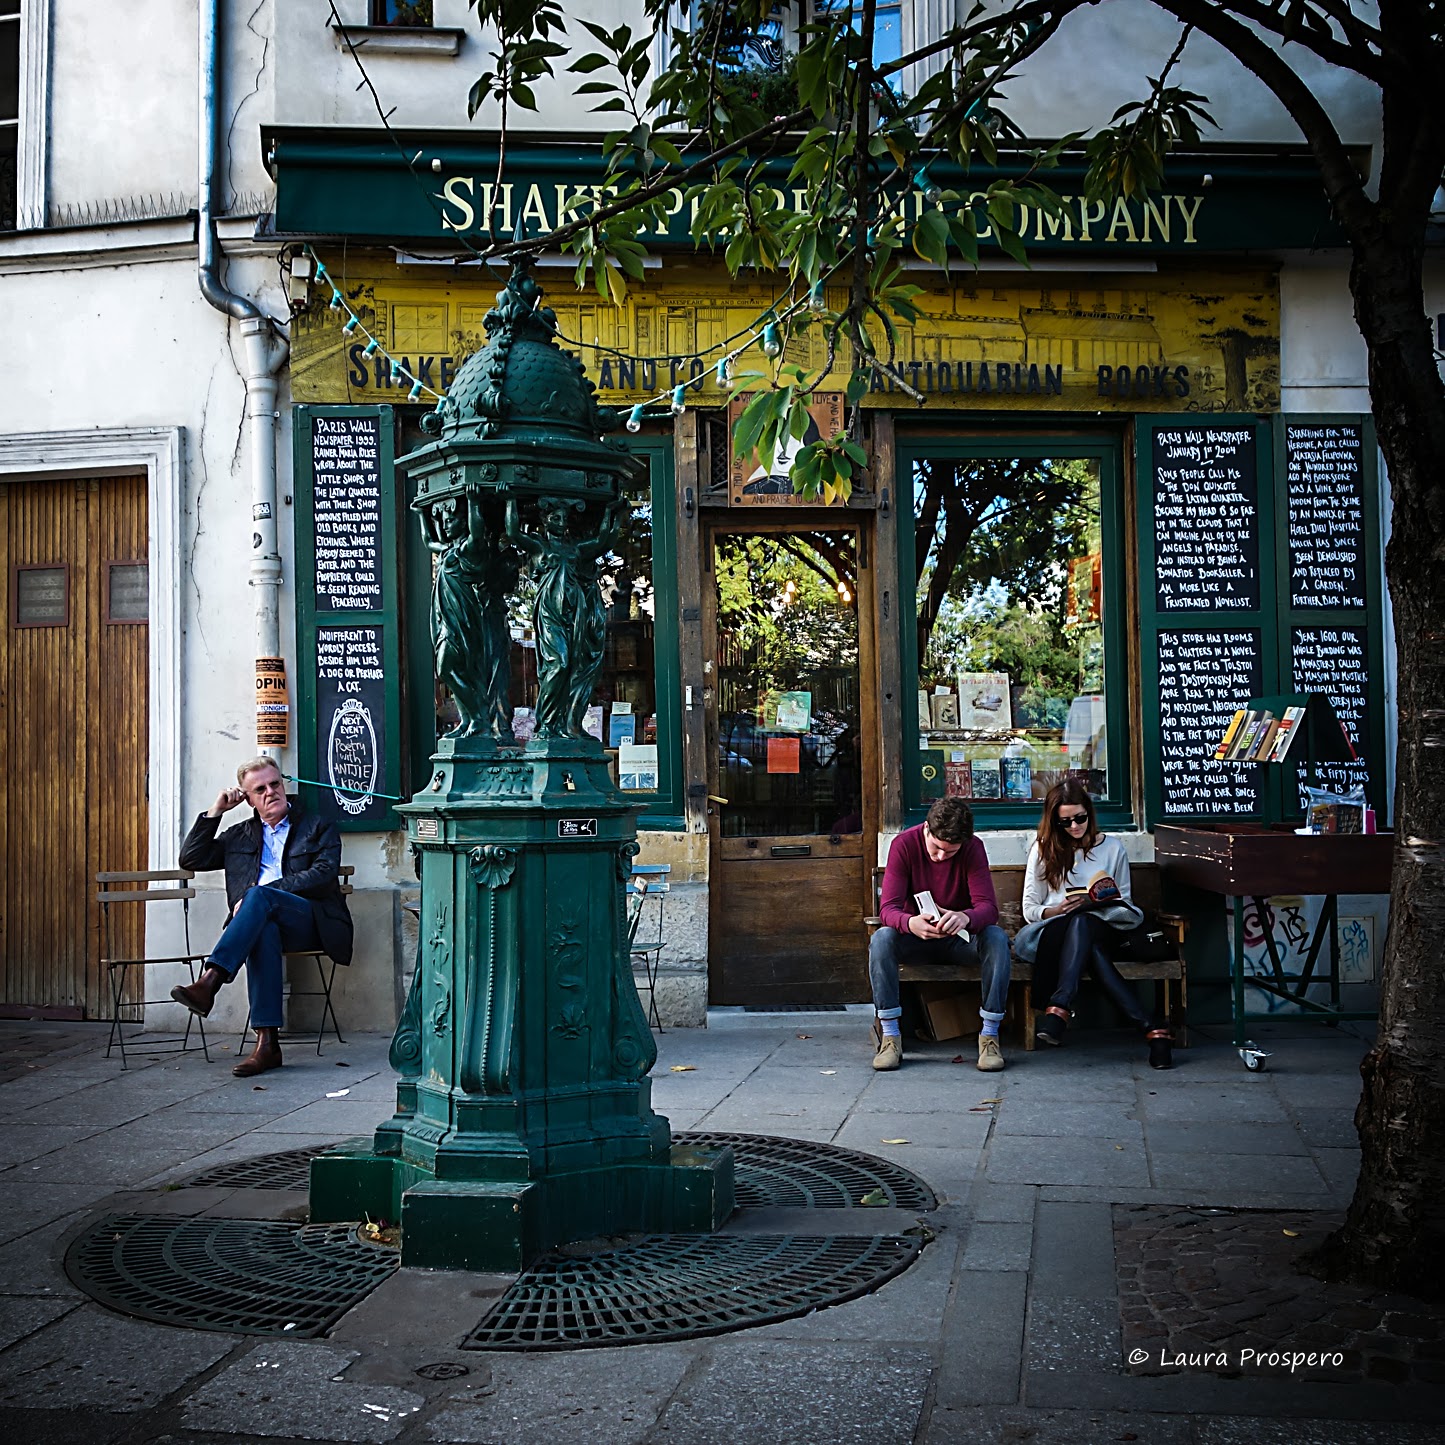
xmin=276 ymin=0 xmax=640 ymax=130
xmin=1279 ymin=260 xmax=1369 ymax=412
xmin=47 ymin=0 xmax=275 ymax=221
xmin=270 ymin=1 xmax=1382 ymax=151
xmin=1008 ymin=2 xmax=1379 ymax=149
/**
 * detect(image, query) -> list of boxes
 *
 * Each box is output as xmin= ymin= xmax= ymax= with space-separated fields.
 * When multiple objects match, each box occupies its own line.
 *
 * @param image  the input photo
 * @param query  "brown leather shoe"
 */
xmin=233 ymin=1027 xmax=283 ymax=1078
xmin=171 ymin=966 xmax=227 ymax=1018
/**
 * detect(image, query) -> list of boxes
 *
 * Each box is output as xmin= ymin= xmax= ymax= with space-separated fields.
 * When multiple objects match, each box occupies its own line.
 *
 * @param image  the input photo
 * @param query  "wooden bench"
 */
xmin=867 ymin=863 xmax=1188 ymax=1049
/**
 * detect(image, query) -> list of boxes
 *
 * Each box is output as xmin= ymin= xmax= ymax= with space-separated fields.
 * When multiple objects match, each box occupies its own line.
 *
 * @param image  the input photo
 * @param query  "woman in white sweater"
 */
xmin=1013 ymin=778 xmax=1173 ymax=1068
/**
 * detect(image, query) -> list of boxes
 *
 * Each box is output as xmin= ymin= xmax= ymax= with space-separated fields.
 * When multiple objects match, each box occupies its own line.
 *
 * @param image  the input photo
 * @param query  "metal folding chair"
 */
xmin=627 ymin=863 xmax=671 ymax=1031
xmin=238 ymin=866 xmax=354 ymax=1055
xmin=97 ymin=869 xmax=211 ymax=1069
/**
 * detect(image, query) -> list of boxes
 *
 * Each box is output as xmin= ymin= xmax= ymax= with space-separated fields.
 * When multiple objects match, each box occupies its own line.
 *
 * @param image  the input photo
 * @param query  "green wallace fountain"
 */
xmin=310 ymin=261 xmax=734 ymax=1271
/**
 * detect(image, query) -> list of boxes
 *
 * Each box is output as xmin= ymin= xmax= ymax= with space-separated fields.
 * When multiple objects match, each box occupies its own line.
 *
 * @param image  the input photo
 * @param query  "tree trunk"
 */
xmin=1310 ymin=229 xmax=1445 ymax=1301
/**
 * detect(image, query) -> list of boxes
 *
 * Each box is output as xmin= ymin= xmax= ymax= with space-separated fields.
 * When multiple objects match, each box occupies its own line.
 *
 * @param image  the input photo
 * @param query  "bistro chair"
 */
xmin=237 ymin=866 xmax=355 ymax=1056
xmin=627 ymin=863 xmax=671 ymax=1031
xmin=97 ymin=868 xmax=211 ymax=1069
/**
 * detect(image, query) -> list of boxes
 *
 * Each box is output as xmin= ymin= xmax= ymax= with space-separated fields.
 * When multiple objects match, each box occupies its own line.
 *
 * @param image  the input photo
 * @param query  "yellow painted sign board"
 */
xmin=292 ymin=254 xmax=1280 ymax=415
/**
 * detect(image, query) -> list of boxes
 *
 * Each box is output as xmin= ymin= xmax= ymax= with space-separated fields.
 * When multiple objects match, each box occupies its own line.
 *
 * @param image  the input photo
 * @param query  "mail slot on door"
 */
xmin=770 ymin=844 xmax=812 ymax=858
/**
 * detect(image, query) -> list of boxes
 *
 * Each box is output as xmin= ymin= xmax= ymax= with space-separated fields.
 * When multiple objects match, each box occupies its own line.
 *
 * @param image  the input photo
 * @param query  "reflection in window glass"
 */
xmin=913 ymin=456 xmax=1106 ymax=802
xmin=714 ymin=532 xmax=862 ymax=837
xmin=107 ymin=562 xmax=149 ymax=623
xmin=816 ymin=0 xmax=902 ymax=71
xmin=369 ymin=1 xmax=433 ymax=25
xmin=493 ymin=471 xmax=662 ymax=792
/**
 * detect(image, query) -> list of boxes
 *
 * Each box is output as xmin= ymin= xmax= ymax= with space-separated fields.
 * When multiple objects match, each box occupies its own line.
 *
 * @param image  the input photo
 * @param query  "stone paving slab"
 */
xmin=425 ymin=1344 xmax=691 ymax=1444
xmin=985 ymin=1135 xmax=1151 ymax=1189
xmin=0 ymin=1305 xmax=235 ymax=1412
xmin=181 ymin=1342 xmax=425 ymax=1441
xmin=651 ymin=1340 xmax=934 ymax=1444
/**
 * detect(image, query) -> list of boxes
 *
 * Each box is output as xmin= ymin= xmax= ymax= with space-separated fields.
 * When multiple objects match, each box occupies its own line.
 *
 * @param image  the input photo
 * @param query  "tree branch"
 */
xmin=1148 ymin=0 xmax=1378 ymax=246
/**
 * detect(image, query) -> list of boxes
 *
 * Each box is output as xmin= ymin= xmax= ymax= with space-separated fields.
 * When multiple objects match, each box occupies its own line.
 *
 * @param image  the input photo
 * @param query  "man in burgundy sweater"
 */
xmin=870 ymin=797 xmax=1011 ymax=1072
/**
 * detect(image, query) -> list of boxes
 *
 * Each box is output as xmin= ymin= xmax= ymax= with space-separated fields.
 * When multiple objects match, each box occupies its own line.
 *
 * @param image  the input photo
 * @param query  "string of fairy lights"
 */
xmin=308 ymin=243 xmax=833 ymax=432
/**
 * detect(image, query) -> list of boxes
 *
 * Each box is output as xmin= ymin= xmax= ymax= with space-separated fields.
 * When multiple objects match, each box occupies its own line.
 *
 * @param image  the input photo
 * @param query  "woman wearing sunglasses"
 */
xmin=1012 ymin=777 xmax=1174 ymax=1068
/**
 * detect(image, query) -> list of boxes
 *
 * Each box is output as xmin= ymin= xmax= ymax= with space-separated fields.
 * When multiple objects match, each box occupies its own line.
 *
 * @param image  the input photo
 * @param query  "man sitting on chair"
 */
xmin=870 ymin=796 xmax=1011 ymax=1073
xmin=171 ymin=756 xmax=353 ymax=1077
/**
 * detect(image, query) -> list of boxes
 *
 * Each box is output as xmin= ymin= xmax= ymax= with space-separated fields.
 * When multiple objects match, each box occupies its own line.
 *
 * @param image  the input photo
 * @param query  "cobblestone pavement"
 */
xmin=1115 ymin=1205 xmax=1445 ymax=1386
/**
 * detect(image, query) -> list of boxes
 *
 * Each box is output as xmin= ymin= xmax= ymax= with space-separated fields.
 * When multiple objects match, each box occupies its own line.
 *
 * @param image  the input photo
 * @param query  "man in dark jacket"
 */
xmin=171 ymin=756 xmax=352 ymax=1076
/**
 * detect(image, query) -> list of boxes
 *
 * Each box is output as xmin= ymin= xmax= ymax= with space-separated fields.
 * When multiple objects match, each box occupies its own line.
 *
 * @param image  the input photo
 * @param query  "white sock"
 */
xmin=880 ymin=1017 xmax=901 ymax=1038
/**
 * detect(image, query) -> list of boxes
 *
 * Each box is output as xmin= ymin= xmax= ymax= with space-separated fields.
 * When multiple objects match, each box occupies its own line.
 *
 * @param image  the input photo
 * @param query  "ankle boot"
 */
xmin=1035 ymin=1006 xmax=1070 ymax=1047
xmin=233 ymin=1026 xmax=283 ymax=1078
xmin=1146 ymin=1028 xmax=1174 ymax=1070
xmin=171 ymin=966 xmax=227 ymax=1018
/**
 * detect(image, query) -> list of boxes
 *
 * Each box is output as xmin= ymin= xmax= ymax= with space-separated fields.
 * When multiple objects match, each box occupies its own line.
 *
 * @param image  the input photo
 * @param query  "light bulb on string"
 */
xmin=390 ymin=360 xmax=403 ymax=382
xmin=808 ymin=280 xmax=826 ymax=313
xmin=914 ymin=168 xmax=943 ymax=206
xmin=626 ymin=404 xmax=645 ymax=433
xmin=342 ymin=315 xmax=359 ymax=335
xmin=363 ymin=339 xmax=379 ymax=357
xmin=328 ymin=289 xmax=344 ymax=311
xmin=670 ymin=385 xmax=686 ymax=415
xmin=761 ymin=322 xmax=782 ymax=358
xmin=408 ymin=379 xmax=425 ymax=401
xmin=715 ymin=355 xmax=733 ymax=388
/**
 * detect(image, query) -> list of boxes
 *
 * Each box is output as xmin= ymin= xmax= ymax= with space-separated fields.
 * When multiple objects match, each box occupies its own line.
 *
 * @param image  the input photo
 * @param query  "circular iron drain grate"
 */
xmin=677 ymin=1131 xmax=936 ymax=1212
xmin=183 ymin=1139 xmax=372 ymax=1192
xmin=64 ymin=1213 xmax=399 ymax=1338
xmin=459 ymin=1232 xmax=924 ymax=1351
xmin=182 ymin=1133 xmax=936 ymax=1212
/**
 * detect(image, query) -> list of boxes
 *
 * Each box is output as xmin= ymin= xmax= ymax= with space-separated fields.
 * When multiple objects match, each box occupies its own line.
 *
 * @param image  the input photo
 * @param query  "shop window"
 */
xmin=0 ymin=0 xmax=18 ymax=231
xmin=369 ymin=1 xmax=432 ymax=24
xmin=898 ymin=437 xmax=1128 ymax=824
xmin=402 ymin=422 xmax=684 ymax=827
xmin=714 ymin=529 xmax=862 ymax=838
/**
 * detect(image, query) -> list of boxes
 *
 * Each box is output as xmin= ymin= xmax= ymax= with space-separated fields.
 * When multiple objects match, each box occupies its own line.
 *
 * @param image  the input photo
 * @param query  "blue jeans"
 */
xmin=868 ymin=924 xmax=1012 ymax=1022
xmin=208 ymin=886 xmax=321 ymax=1029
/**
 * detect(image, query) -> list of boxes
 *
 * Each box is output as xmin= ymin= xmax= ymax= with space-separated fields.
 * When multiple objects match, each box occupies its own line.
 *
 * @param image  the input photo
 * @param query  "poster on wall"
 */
xmin=728 ymin=394 xmax=845 ymax=505
xmin=316 ymin=626 xmax=388 ymax=826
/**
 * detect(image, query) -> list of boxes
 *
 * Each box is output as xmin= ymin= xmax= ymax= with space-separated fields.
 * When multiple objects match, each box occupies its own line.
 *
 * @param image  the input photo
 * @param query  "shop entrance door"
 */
xmin=705 ymin=524 xmax=875 ymax=1005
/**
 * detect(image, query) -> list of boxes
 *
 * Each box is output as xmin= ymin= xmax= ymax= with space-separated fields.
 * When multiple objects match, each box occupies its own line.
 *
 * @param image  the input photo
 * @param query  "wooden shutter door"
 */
xmin=0 ymin=473 xmax=149 ymax=1017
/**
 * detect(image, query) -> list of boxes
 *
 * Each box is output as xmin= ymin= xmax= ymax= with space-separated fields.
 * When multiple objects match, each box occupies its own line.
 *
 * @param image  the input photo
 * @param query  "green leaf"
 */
xmin=567 ymin=52 xmax=611 ymax=73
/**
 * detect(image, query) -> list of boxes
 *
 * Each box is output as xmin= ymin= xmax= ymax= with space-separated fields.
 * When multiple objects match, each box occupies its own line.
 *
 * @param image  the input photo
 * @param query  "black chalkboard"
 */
xmin=1286 ymin=423 xmax=1366 ymax=609
xmin=316 ymin=625 xmax=388 ymax=825
xmin=1151 ymin=426 xmax=1261 ymax=612
xmin=1156 ymin=628 xmax=1264 ymax=816
xmin=1291 ymin=625 xmax=1371 ymax=798
xmin=312 ymin=414 xmax=384 ymax=612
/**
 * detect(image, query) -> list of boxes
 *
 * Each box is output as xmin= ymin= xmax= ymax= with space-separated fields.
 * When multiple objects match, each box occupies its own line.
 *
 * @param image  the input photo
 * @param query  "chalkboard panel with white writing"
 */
xmin=1151 ymin=426 xmax=1260 ymax=612
xmin=316 ymin=625 xmax=387 ymax=825
xmin=1286 ymin=423 xmax=1366 ymax=609
xmin=312 ymin=415 xmax=383 ymax=612
xmin=1157 ymin=628 xmax=1264 ymax=816
xmin=1292 ymin=625 xmax=1371 ymax=800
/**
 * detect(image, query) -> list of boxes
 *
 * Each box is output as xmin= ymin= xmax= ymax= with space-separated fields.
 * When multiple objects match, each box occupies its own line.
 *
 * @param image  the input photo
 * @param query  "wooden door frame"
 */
xmin=701 ymin=511 xmax=881 ymax=1003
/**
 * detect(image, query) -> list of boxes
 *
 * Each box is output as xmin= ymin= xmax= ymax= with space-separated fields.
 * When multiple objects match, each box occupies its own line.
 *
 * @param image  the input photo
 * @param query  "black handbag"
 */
xmin=1111 ymin=919 xmax=1177 ymax=963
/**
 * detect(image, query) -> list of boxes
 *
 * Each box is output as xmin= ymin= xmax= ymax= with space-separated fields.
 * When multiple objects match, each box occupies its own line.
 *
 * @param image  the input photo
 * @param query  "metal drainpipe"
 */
xmin=199 ymin=0 xmax=289 ymax=754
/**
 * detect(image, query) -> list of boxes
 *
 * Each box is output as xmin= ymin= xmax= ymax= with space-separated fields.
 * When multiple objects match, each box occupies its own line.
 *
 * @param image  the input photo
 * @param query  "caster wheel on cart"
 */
xmin=1239 ymin=1043 xmax=1271 ymax=1072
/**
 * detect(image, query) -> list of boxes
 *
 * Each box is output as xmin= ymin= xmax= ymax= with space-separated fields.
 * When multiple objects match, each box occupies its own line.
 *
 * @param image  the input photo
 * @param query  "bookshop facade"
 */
xmin=269 ymin=130 xmax=1389 ymax=1020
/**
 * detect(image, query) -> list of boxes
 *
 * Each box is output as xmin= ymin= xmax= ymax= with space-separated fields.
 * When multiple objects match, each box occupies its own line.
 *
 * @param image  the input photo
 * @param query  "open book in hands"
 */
xmin=1065 ymin=876 xmax=1123 ymax=911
